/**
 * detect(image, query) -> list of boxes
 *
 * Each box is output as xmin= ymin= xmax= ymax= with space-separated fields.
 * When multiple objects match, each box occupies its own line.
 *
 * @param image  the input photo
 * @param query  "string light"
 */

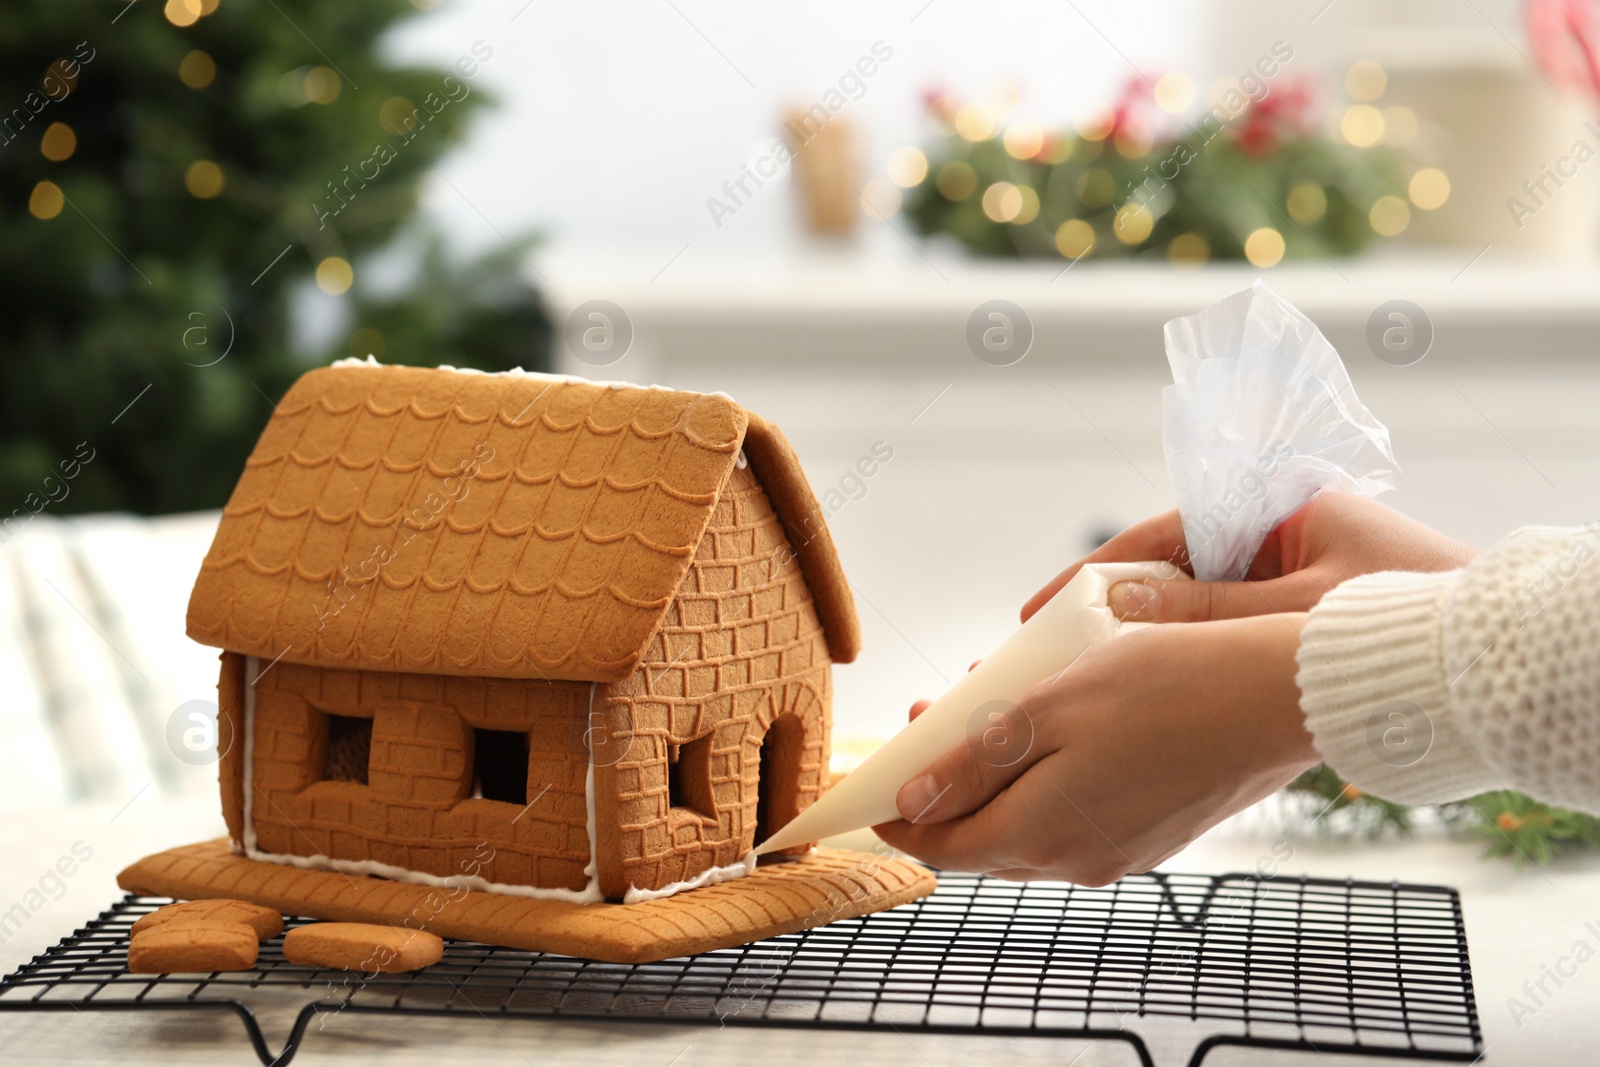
xmin=954 ymin=103 xmax=997 ymax=142
xmin=28 ymin=180 xmax=63 ymax=219
xmin=1055 ymin=219 xmax=1094 ymax=259
xmin=1113 ymin=126 xmax=1152 ymax=159
xmin=185 ymin=160 xmax=225 ymax=199
xmin=1113 ymin=202 xmax=1154 ymax=244
xmin=1244 ymin=227 xmax=1285 ymax=267
xmin=936 ymin=160 xmax=977 ymax=200
xmin=303 ymin=67 xmax=341 ymax=105
xmin=886 ymin=146 xmax=928 ymax=187
xmin=180 ymin=50 xmax=216 ymax=89
xmin=1167 ymin=233 xmax=1208 ymax=266
xmin=316 ymin=257 xmax=354 ymax=295
xmin=1286 ymin=182 xmax=1327 ymax=224
xmin=164 ymin=0 xmax=202 ymax=27
xmin=40 ymin=122 xmax=76 ymax=162
xmin=1012 ymin=185 xmax=1040 ymax=224
xmin=1003 ymin=120 xmax=1044 ymax=160
xmin=1154 ymin=73 xmax=1195 ymax=114
xmin=1040 ymin=134 xmax=1076 ymax=164
xmin=1369 ymin=195 xmax=1410 ymax=236
xmin=981 ymin=181 xmax=1024 ymax=223
xmin=1408 ymin=168 xmax=1450 ymax=210
xmin=1340 ymin=104 xmax=1384 ymax=148
xmin=380 ymin=96 xmax=420 ymax=135
xmin=1345 ymin=60 xmax=1387 ymax=102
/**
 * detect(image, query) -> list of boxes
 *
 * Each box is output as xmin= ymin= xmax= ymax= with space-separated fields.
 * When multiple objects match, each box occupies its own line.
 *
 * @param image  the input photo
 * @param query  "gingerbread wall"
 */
xmin=227 ymin=465 xmax=832 ymax=900
xmin=595 ymin=462 xmax=832 ymax=900
xmin=242 ymin=662 xmax=595 ymax=892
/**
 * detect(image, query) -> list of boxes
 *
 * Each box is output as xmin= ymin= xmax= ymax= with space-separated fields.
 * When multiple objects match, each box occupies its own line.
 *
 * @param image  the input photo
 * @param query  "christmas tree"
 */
xmin=0 ymin=0 xmax=549 ymax=520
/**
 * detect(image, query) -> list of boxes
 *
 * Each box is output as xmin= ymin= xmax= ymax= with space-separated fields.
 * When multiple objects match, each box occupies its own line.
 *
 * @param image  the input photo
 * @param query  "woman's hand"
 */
xmin=873 ymin=614 xmax=1319 ymax=885
xmin=1020 ymin=493 xmax=1476 ymax=625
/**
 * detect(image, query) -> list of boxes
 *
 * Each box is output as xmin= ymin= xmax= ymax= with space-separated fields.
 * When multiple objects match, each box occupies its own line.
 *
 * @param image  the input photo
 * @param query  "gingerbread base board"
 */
xmin=117 ymin=840 xmax=935 ymax=964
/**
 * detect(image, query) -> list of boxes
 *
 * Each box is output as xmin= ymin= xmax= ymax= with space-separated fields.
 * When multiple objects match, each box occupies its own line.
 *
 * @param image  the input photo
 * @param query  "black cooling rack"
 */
xmin=0 ymin=871 xmax=1482 ymax=1067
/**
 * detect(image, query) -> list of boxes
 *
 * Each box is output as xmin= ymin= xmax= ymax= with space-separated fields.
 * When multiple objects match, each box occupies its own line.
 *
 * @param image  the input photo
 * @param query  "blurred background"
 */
xmin=5 ymin=0 xmax=1600 ymax=824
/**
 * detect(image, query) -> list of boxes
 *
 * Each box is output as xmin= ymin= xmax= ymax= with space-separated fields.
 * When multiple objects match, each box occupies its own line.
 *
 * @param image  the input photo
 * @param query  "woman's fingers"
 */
xmin=879 ymin=762 xmax=1130 ymax=885
xmin=1021 ymin=510 xmax=1189 ymax=622
xmin=1106 ymin=572 xmax=1321 ymax=623
xmin=908 ymin=699 xmax=932 ymax=722
xmin=894 ymin=700 xmax=1047 ymax=824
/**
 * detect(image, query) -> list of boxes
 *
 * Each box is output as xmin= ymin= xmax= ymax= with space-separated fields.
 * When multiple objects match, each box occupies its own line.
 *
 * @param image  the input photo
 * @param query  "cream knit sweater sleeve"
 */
xmin=1295 ymin=524 xmax=1600 ymax=809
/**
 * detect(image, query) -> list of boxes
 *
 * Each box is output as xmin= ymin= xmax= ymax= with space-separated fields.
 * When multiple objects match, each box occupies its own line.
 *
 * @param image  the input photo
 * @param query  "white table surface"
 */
xmin=2 ymin=793 xmax=1595 ymax=1065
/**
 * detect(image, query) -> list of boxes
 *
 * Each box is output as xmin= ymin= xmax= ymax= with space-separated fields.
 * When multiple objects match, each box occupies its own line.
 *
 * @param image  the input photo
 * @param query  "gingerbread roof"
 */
xmin=186 ymin=362 xmax=860 ymax=682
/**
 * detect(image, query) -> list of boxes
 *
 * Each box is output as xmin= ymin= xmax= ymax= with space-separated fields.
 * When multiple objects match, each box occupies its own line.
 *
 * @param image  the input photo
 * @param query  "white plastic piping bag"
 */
xmin=755 ymin=562 xmax=1184 ymax=854
xmin=755 ymin=281 xmax=1398 ymax=855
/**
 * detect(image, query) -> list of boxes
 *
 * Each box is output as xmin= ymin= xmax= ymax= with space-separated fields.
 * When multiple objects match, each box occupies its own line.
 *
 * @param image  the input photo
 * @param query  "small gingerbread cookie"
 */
xmin=283 ymin=922 xmax=444 ymax=974
xmin=128 ymin=921 xmax=259 ymax=973
xmin=132 ymin=899 xmax=284 ymax=940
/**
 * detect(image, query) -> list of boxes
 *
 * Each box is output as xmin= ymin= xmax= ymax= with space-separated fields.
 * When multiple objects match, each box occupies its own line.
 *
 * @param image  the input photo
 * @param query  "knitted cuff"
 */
xmin=1295 ymin=569 xmax=1505 ymax=806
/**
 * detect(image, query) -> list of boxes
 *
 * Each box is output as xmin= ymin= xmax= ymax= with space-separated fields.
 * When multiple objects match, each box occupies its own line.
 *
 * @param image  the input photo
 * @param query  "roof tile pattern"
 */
xmin=189 ymin=365 xmax=760 ymax=682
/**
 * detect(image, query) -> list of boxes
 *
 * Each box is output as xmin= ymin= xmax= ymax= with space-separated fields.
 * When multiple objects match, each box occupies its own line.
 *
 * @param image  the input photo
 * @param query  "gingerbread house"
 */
xmin=182 ymin=360 xmax=866 ymax=904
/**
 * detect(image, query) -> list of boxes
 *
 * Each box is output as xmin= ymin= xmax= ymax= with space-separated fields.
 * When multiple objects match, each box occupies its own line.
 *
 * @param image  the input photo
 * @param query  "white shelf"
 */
xmin=532 ymin=243 xmax=1600 ymax=371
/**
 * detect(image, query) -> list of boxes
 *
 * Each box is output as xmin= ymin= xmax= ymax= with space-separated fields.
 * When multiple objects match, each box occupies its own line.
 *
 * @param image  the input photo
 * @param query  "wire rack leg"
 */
xmin=0 ymin=999 xmax=302 ymax=1066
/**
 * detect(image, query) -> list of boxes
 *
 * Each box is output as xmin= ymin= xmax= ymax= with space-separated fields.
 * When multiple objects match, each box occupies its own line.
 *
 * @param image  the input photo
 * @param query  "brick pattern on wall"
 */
xmin=248 ymin=663 xmax=595 ymax=892
xmin=598 ymin=462 xmax=831 ymax=898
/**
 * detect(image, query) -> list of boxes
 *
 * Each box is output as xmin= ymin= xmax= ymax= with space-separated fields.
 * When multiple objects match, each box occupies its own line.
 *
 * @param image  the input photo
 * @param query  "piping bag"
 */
xmin=755 ymin=281 xmax=1398 ymax=855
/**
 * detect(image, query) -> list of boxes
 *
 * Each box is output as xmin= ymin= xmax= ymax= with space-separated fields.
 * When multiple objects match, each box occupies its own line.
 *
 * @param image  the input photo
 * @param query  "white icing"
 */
xmin=327 ymin=355 xmax=735 ymax=402
xmin=238 ymin=655 xmax=259 ymax=854
xmin=578 ymin=682 xmax=602 ymax=897
xmin=622 ymin=849 xmax=758 ymax=905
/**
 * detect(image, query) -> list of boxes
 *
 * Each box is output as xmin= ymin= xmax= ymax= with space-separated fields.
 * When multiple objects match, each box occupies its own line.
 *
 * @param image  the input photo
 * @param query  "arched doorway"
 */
xmin=754 ymin=712 xmax=805 ymax=855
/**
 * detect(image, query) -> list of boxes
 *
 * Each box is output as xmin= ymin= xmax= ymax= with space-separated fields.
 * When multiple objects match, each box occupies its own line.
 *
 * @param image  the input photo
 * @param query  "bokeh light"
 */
xmin=886 ymin=146 xmax=928 ymax=188
xmin=1408 ymin=168 xmax=1450 ymax=210
xmin=1012 ymin=185 xmax=1040 ymax=224
xmin=1113 ymin=126 xmax=1152 ymax=159
xmin=164 ymin=0 xmax=202 ymax=27
xmin=936 ymin=160 xmax=977 ymax=201
xmin=1154 ymin=73 xmax=1195 ymax=114
xmin=304 ymin=67 xmax=341 ymax=105
xmin=1055 ymin=219 xmax=1094 ymax=259
xmin=1345 ymin=60 xmax=1387 ymax=102
xmin=380 ymin=96 xmax=420 ymax=134
xmin=981 ymin=181 xmax=1024 ymax=222
xmin=1113 ymin=202 xmax=1154 ymax=244
xmin=1287 ymin=182 xmax=1327 ymax=224
xmin=954 ymin=103 xmax=998 ymax=141
xmin=40 ymin=122 xmax=76 ymax=162
xmin=28 ymin=180 xmax=64 ymax=220
xmin=179 ymin=50 xmax=216 ymax=89
xmin=1003 ymin=120 xmax=1044 ymax=160
xmin=1340 ymin=105 xmax=1385 ymax=147
xmin=316 ymin=257 xmax=354 ymax=295
xmin=1244 ymin=227 xmax=1285 ymax=267
xmin=184 ymin=159 xmax=225 ymax=199
xmin=1370 ymin=195 xmax=1411 ymax=235
xmin=1167 ymin=233 xmax=1209 ymax=266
